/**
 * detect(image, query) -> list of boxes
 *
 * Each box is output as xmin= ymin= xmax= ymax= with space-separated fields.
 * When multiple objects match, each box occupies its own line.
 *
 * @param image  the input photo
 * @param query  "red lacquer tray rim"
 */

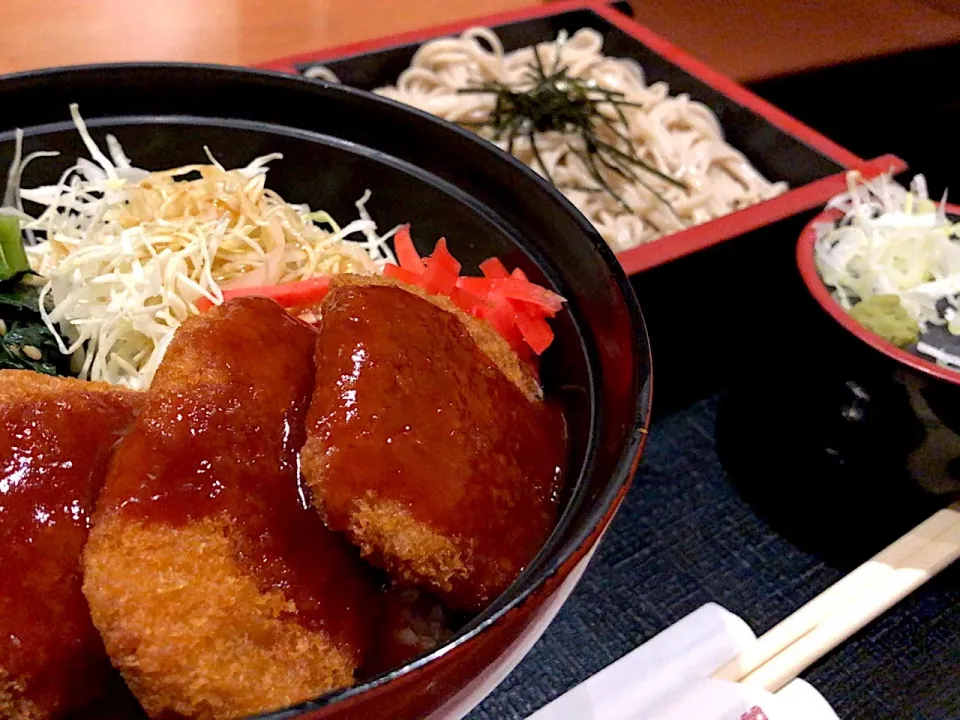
xmin=256 ymin=0 xmax=887 ymax=275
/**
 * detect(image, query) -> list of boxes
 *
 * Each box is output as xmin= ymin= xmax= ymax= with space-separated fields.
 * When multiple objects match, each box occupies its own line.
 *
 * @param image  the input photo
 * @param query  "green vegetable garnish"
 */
xmin=0 ymin=215 xmax=29 ymax=281
xmin=849 ymin=294 xmax=920 ymax=348
xmin=0 ymin=274 xmax=47 ymax=314
xmin=0 ymin=316 xmax=61 ymax=376
xmin=0 ymin=240 xmax=74 ymax=376
xmin=0 ymin=142 xmax=75 ymax=377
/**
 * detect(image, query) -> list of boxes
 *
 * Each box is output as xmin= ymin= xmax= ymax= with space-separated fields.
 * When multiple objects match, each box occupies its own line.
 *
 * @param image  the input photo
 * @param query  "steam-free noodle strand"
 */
xmin=370 ymin=28 xmax=787 ymax=252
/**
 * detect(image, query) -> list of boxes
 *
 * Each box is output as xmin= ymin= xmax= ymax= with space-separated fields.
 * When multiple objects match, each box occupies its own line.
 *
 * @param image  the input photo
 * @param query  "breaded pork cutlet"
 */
xmin=83 ymin=298 xmax=382 ymax=720
xmin=0 ymin=371 xmax=140 ymax=720
xmin=301 ymin=275 xmax=568 ymax=612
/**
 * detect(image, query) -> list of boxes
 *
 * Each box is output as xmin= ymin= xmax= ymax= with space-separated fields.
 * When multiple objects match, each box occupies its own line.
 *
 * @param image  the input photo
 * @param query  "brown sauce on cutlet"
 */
xmin=97 ymin=300 xmax=379 ymax=657
xmin=0 ymin=388 xmax=135 ymax=714
xmin=308 ymin=285 xmax=567 ymax=605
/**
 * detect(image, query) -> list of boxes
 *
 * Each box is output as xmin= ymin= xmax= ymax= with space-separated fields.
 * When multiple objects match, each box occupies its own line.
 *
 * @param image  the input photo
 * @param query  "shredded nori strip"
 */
xmin=458 ymin=36 xmax=686 ymax=212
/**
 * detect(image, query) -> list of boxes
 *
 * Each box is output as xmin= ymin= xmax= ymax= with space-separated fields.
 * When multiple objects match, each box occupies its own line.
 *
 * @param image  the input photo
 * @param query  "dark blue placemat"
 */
xmin=470 ymin=396 xmax=960 ymax=720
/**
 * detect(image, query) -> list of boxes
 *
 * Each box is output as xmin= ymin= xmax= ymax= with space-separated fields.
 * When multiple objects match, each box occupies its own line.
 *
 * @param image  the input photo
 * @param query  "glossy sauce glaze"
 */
xmin=96 ymin=298 xmax=381 ymax=658
xmin=0 ymin=373 xmax=139 ymax=716
xmin=306 ymin=283 xmax=567 ymax=610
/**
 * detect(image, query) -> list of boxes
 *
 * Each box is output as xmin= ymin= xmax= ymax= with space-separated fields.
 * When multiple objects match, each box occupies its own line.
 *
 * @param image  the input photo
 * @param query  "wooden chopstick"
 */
xmin=742 ymin=504 xmax=960 ymax=692
xmin=713 ymin=502 xmax=960 ymax=691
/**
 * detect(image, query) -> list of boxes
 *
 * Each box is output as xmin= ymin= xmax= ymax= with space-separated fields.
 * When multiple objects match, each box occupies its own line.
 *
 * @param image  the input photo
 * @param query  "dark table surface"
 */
xmin=471 ymin=396 xmax=960 ymax=720
xmin=470 ymin=42 xmax=960 ymax=720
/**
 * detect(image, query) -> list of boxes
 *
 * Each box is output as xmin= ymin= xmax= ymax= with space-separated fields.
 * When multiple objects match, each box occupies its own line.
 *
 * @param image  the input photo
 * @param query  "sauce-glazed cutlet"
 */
xmin=83 ymin=298 xmax=382 ymax=720
xmin=301 ymin=275 xmax=567 ymax=612
xmin=0 ymin=370 xmax=140 ymax=720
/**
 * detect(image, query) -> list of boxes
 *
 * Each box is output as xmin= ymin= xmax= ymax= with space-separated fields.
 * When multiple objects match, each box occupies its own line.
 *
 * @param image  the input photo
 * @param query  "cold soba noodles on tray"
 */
xmin=307 ymin=28 xmax=787 ymax=252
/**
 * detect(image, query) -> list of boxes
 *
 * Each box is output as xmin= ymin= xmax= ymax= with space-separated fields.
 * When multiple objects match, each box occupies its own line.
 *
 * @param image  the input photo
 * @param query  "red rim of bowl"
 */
xmin=797 ymin=203 xmax=960 ymax=386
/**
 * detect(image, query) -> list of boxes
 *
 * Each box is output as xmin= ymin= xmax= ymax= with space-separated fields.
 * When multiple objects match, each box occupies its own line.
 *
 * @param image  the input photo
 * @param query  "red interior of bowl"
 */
xmin=797 ymin=201 xmax=960 ymax=386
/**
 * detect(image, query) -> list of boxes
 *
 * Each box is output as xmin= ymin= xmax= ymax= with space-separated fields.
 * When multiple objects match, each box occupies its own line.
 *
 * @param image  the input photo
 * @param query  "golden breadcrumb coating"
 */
xmin=83 ymin=298 xmax=381 ymax=719
xmin=349 ymin=499 xmax=472 ymax=594
xmin=0 ymin=673 xmax=41 ymax=720
xmin=302 ymin=276 xmax=566 ymax=611
xmin=84 ymin=516 xmax=356 ymax=720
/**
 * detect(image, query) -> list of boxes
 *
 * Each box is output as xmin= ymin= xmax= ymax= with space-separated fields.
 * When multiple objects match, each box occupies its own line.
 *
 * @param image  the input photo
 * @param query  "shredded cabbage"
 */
xmin=815 ymin=172 xmax=960 ymax=337
xmin=9 ymin=104 xmax=397 ymax=390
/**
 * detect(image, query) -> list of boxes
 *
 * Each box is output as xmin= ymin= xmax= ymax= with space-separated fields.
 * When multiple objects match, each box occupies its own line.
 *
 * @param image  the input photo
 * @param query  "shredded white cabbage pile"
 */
xmin=815 ymin=172 xmax=960 ymax=339
xmin=1 ymin=105 xmax=397 ymax=390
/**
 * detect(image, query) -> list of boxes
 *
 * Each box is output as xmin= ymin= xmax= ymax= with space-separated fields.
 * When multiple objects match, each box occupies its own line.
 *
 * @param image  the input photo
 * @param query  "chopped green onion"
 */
xmin=0 ymin=216 xmax=28 ymax=282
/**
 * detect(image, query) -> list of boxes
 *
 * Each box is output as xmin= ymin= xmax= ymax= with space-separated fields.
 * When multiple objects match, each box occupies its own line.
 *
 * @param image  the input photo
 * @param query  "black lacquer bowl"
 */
xmin=0 ymin=64 xmax=650 ymax=719
xmin=717 ymin=203 xmax=960 ymax=569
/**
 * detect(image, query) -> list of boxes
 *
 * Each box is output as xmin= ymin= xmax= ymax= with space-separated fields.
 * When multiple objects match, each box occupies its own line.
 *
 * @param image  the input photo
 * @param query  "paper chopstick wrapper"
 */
xmin=527 ymin=603 xmax=839 ymax=720
xmin=643 ymin=677 xmax=839 ymax=720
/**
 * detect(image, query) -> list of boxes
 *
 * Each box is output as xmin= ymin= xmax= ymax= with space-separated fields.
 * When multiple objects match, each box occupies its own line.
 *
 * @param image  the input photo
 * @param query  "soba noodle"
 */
xmin=314 ymin=28 xmax=787 ymax=252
